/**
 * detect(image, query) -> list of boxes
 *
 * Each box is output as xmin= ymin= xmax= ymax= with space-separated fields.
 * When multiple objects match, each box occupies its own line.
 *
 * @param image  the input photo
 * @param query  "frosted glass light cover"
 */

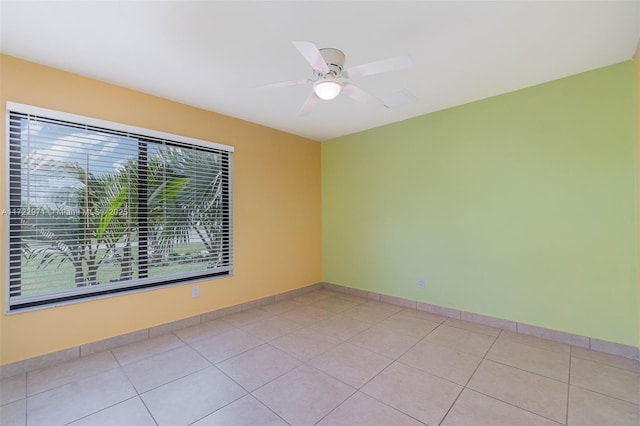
xmin=314 ymin=80 xmax=342 ymax=100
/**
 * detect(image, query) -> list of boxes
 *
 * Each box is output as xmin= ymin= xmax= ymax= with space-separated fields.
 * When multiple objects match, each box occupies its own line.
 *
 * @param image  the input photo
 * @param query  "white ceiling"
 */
xmin=1 ymin=1 xmax=639 ymax=142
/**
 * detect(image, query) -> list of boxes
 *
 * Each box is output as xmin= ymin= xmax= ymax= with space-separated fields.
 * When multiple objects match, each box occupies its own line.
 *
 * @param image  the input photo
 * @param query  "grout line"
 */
xmin=569 ymin=351 xmax=640 ymax=374
xmin=24 ymin=357 xmax=123 ymax=399
xmin=498 ymin=332 xmax=571 ymax=355
xmin=300 ymin=362 xmax=359 ymax=413
xmin=464 ymin=387 xmax=566 ymax=425
xmin=253 ymin=394 xmax=292 ymax=426
xmin=441 ymin=318 xmax=502 ymax=338
xmin=470 ymin=330 xmax=566 ymax=424
xmin=479 ymin=357 xmax=569 ymax=385
xmin=324 ymin=283 xmax=639 ymax=362
xmin=129 ymin=361 xmax=213 ymax=396
xmin=4 ymin=283 xmax=638 ymax=379
xmin=138 ymin=394 xmax=160 ymax=426
xmin=464 ymin=328 xmax=501 ymax=387
xmin=567 ymin=382 xmax=640 ymax=407
xmin=8 ymin=288 xmax=636 ymax=425
xmin=64 ymin=395 xmax=146 ymax=426
xmin=438 ymin=327 xmax=502 ymax=425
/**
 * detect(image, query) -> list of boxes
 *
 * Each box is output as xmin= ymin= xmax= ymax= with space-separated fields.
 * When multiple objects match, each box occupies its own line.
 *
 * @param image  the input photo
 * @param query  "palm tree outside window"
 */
xmin=6 ymin=103 xmax=233 ymax=311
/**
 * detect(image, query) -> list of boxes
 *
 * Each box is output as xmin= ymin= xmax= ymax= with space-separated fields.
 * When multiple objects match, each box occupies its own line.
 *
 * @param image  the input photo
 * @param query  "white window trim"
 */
xmin=5 ymin=102 xmax=234 ymax=313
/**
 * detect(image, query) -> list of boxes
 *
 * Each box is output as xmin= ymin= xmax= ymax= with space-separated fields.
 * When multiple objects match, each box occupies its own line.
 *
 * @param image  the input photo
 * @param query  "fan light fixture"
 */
xmin=260 ymin=41 xmax=413 ymax=114
xmin=314 ymin=78 xmax=342 ymax=100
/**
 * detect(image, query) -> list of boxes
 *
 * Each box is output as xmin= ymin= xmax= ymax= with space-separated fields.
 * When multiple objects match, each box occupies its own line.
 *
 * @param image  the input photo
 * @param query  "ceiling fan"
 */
xmin=262 ymin=41 xmax=413 ymax=115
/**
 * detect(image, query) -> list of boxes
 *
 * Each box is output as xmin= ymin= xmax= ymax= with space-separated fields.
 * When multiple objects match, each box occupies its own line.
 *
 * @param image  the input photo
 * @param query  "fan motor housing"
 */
xmin=319 ymin=48 xmax=345 ymax=77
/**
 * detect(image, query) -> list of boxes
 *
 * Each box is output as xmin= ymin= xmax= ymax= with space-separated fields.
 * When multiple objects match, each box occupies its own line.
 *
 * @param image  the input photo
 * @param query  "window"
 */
xmin=6 ymin=103 xmax=233 ymax=311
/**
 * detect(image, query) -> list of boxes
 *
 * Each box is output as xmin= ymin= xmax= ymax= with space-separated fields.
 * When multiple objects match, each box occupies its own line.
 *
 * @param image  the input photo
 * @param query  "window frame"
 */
xmin=5 ymin=102 xmax=234 ymax=312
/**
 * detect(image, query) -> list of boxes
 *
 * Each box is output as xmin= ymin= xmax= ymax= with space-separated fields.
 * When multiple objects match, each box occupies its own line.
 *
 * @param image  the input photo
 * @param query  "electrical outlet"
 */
xmin=417 ymin=278 xmax=425 ymax=289
xmin=191 ymin=285 xmax=200 ymax=298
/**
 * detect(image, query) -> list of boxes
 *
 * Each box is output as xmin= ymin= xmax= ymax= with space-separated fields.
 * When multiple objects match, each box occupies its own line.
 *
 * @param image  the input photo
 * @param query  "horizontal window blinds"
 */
xmin=7 ymin=103 xmax=233 ymax=311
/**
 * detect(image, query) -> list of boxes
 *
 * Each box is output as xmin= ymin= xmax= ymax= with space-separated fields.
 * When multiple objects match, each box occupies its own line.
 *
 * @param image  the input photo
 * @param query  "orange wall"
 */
xmin=0 ymin=55 xmax=322 ymax=365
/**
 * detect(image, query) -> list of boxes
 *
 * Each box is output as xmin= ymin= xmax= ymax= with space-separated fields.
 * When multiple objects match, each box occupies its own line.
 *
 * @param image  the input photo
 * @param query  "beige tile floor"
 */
xmin=1 ymin=289 xmax=639 ymax=426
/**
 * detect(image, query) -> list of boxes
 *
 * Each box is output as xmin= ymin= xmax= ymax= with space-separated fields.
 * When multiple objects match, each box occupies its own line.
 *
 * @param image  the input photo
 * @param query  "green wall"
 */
xmin=322 ymin=61 xmax=638 ymax=347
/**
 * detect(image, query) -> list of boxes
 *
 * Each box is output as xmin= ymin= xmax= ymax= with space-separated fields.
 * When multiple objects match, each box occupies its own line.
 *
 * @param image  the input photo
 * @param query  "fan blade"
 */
xmin=343 ymin=56 xmax=413 ymax=79
xmin=293 ymin=41 xmax=330 ymax=73
xmin=258 ymin=79 xmax=312 ymax=89
xmin=299 ymin=91 xmax=320 ymax=116
xmin=342 ymin=83 xmax=383 ymax=108
xmin=383 ymin=89 xmax=418 ymax=108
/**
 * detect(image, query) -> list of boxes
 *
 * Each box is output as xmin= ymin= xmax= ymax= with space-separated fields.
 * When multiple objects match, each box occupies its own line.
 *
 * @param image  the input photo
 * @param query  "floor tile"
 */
xmin=468 ymin=359 xmax=567 ymax=423
xmin=27 ymin=351 xmax=119 ymax=396
xmin=278 ymin=305 xmax=336 ymax=325
xmin=149 ymin=316 xmax=201 ymax=338
xmin=442 ymin=388 xmax=561 ymax=426
xmin=141 ymin=366 xmax=246 ymax=426
xmin=333 ymin=293 xmax=368 ymax=303
xmin=416 ymin=302 xmax=461 ymax=319
xmin=570 ymin=357 xmax=640 ymax=404
xmin=220 ymin=308 xmax=272 ymax=328
xmin=361 ymin=362 xmax=462 ymax=425
xmin=567 ymin=385 xmax=640 ymax=426
xmin=6 ymin=288 xmax=639 ymax=425
xmin=398 ymin=339 xmax=482 ymax=385
xmin=111 ymin=333 xmax=184 ymax=365
xmin=1 ymin=373 xmax=26 ymax=405
xmin=308 ymin=314 xmax=374 ymax=341
xmin=392 ymin=308 xmax=447 ymax=323
xmin=291 ymin=291 xmax=333 ymax=304
xmin=216 ymin=344 xmax=301 ymax=391
xmin=242 ymin=316 xmax=303 ymax=341
xmin=500 ymin=330 xmax=570 ymax=354
xmin=377 ymin=314 xmax=439 ymax=339
xmin=380 ymin=295 xmax=416 ymax=309
xmin=259 ymin=299 xmax=304 ymax=315
xmin=425 ymin=325 xmax=496 ymax=357
xmin=487 ymin=338 xmax=570 ymax=382
xmin=348 ymin=325 xmax=421 ymax=359
xmin=271 ymin=328 xmax=340 ymax=361
xmin=444 ymin=318 xmax=501 ymax=337
xmin=68 ymin=397 xmax=156 ymax=426
xmin=361 ymin=300 xmax=404 ymax=314
xmin=27 ymin=368 xmax=136 ymax=426
xmin=316 ymin=391 xmax=423 ymax=426
xmin=311 ymin=296 xmax=363 ymax=313
xmin=517 ymin=324 xmax=589 ymax=348
xmin=173 ymin=319 xmax=236 ymax=344
xmin=460 ymin=312 xmax=518 ymax=332
xmin=81 ymin=330 xmax=149 ymax=357
xmin=359 ymin=300 xmax=403 ymax=315
xmin=253 ymin=365 xmax=355 ymax=426
xmin=342 ymin=304 xmax=397 ymax=323
xmin=123 ymin=345 xmax=210 ymax=393
xmin=571 ymin=346 xmax=640 ymax=372
xmin=191 ymin=395 xmax=287 ymax=426
xmin=309 ymin=342 xmax=392 ymax=388
xmin=190 ymin=329 xmax=263 ymax=363
xmin=1 ymin=398 xmax=26 ymax=426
